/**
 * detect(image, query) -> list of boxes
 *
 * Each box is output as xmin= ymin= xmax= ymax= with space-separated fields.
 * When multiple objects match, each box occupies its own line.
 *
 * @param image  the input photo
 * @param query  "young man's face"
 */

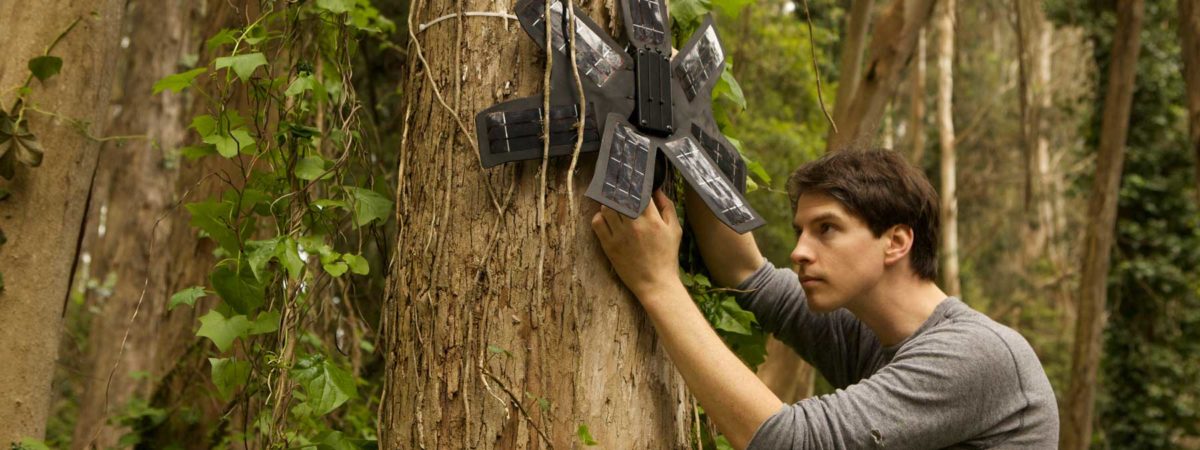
xmin=790 ymin=192 xmax=889 ymax=313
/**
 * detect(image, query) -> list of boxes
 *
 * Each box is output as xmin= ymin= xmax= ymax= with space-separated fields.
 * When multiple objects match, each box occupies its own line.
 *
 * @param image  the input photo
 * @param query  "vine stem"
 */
xmin=536 ymin=0 xmax=553 ymax=311
xmin=417 ymin=11 xmax=518 ymax=32
xmin=800 ymin=0 xmax=837 ymax=134
xmin=564 ymin=0 xmax=588 ymax=232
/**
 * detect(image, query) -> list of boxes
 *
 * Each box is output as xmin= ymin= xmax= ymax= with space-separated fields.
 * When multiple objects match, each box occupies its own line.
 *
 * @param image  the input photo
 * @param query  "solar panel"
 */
xmin=691 ymin=123 xmax=746 ymax=193
xmin=673 ymin=23 xmax=724 ymax=102
xmin=623 ymin=0 xmax=669 ymax=50
xmin=586 ymin=115 xmax=656 ymax=218
xmin=476 ymin=100 xmax=601 ymax=167
xmin=662 ymin=136 xmax=763 ymax=233
xmin=518 ymin=0 xmax=628 ymax=87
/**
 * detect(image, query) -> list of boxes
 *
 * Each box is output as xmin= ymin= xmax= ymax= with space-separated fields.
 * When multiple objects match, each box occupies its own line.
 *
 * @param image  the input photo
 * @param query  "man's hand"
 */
xmin=590 ymin=190 xmax=682 ymax=299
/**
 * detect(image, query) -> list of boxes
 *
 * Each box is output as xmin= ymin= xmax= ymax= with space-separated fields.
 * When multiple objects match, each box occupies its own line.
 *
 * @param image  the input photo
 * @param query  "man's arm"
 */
xmin=591 ymin=191 xmax=782 ymax=449
xmin=684 ymin=186 xmax=764 ymax=288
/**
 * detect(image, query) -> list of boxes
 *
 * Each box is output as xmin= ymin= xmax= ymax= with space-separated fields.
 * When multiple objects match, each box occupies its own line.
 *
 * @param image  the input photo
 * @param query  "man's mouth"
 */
xmin=799 ymin=275 xmax=823 ymax=287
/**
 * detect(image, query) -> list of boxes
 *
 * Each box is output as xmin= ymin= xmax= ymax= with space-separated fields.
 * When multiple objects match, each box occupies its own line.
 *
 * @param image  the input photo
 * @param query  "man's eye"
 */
xmin=820 ymin=223 xmax=834 ymax=235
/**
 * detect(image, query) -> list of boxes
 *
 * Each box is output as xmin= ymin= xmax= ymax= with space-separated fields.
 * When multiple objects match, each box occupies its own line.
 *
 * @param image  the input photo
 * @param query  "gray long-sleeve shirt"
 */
xmin=734 ymin=260 xmax=1059 ymax=449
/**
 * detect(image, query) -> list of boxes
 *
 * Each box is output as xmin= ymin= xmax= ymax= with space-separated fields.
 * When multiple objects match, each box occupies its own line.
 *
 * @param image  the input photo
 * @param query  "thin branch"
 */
xmin=418 ymin=11 xmax=518 ymax=32
xmin=801 ymin=0 xmax=838 ymax=133
xmin=565 ymin=1 xmax=588 ymax=226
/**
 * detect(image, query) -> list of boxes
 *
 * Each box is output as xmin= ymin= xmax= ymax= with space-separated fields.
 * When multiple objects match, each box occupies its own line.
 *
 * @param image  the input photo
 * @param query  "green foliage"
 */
xmin=153 ymin=68 xmax=207 ymax=94
xmin=1050 ymin=0 xmax=1200 ymax=447
xmin=27 ymin=56 xmax=63 ymax=82
xmin=168 ymin=286 xmax=208 ymax=310
xmin=292 ymin=354 xmax=358 ymax=415
xmin=576 ymin=423 xmax=599 ymax=446
xmin=214 ymin=52 xmax=268 ymax=81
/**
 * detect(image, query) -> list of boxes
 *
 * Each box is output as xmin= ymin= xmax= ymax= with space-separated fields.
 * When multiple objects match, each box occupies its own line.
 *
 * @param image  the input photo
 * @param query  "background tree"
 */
xmin=1060 ymin=1 xmax=1145 ymax=448
xmin=0 ymin=1 xmax=125 ymax=442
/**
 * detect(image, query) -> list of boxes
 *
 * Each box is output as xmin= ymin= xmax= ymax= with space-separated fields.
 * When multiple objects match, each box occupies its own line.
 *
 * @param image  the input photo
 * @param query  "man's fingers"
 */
xmin=653 ymin=190 xmax=677 ymax=225
xmin=600 ymin=205 xmax=626 ymax=231
xmin=591 ymin=210 xmax=612 ymax=237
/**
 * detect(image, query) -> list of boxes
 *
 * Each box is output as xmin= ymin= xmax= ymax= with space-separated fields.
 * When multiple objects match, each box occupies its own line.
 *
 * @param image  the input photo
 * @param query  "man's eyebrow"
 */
xmin=793 ymin=212 xmax=840 ymax=234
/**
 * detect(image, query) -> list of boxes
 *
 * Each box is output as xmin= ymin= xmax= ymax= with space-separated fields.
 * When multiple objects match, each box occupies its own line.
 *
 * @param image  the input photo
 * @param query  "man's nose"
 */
xmin=791 ymin=236 xmax=815 ymax=267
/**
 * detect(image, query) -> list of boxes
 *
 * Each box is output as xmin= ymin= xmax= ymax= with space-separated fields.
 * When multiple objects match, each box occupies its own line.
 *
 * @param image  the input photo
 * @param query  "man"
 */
xmin=590 ymin=149 xmax=1059 ymax=449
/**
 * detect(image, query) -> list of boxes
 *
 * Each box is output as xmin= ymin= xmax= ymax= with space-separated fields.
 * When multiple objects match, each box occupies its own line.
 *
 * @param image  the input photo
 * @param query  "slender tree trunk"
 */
xmin=1015 ymin=0 xmax=1057 ymax=267
xmin=378 ymin=0 xmax=693 ymax=447
xmin=69 ymin=1 xmax=197 ymax=447
xmin=755 ymin=338 xmax=816 ymax=403
xmin=909 ymin=29 xmax=927 ymax=164
xmin=1182 ymin=0 xmax=1200 ymax=202
xmin=0 ymin=1 xmax=125 ymax=442
xmin=831 ymin=0 xmax=876 ymax=129
xmin=827 ymin=0 xmax=937 ymax=151
xmin=1060 ymin=1 xmax=1145 ymax=449
xmin=935 ymin=0 xmax=960 ymax=297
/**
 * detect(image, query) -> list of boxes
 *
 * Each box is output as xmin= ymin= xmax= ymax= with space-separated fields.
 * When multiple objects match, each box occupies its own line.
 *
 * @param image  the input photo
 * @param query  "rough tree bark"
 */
xmin=1060 ymin=1 xmax=1145 ymax=449
xmin=69 ymin=1 xmax=198 ymax=447
xmin=0 ymin=0 xmax=125 ymax=442
xmin=908 ymin=29 xmax=927 ymax=164
xmin=827 ymin=0 xmax=937 ymax=151
xmin=378 ymin=0 xmax=694 ymax=447
xmin=934 ymin=0 xmax=960 ymax=297
xmin=1182 ymin=0 xmax=1200 ymax=202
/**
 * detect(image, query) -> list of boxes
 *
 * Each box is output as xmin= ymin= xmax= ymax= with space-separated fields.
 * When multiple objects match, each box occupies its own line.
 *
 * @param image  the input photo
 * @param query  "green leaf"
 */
xmin=745 ymin=157 xmax=771 ymax=186
xmin=203 ymin=127 xmax=255 ymax=158
xmin=153 ymin=68 xmax=207 ymax=94
xmin=214 ymin=52 xmax=268 ymax=82
xmin=670 ymin=0 xmax=709 ymax=25
xmin=246 ymin=238 xmax=279 ymax=281
xmin=277 ymin=237 xmax=305 ymax=279
xmin=197 ymin=309 xmax=252 ymax=353
xmin=292 ymin=355 xmax=357 ymax=415
xmin=316 ymin=0 xmax=356 ymax=14
xmin=577 ymin=424 xmax=599 ymax=446
xmin=324 ymin=260 xmax=348 ymax=277
xmin=294 ymin=155 xmax=331 ymax=180
xmin=711 ymin=0 xmax=753 ymax=19
xmin=713 ymin=63 xmax=746 ymax=111
xmin=15 ymin=438 xmax=51 ymax=450
xmin=168 ymin=286 xmax=208 ymax=310
xmin=185 ymin=200 xmax=240 ymax=253
xmin=346 ymin=187 xmax=393 ymax=227
xmin=343 ymin=253 xmax=369 ymax=275
xmin=211 ymin=264 xmax=265 ymax=314
xmin=249 ymin=310 xmax=280 ymax=335
xmin=205 ymin=29 xmax=238 ymax=51
xmin=180 ymin=144 xmax=217 ymax=161
xmin=190 ymin=114 xmax=218 ymax=137
xmin=713 ymin=298 xmax=756 ymax=335
xmin=209 ymin=357 xmax=251 ymax=400
xmin=285 ymin=73 xmax=326 ymax=102
xmin=28 ymin=56 xmax=63 ymax=82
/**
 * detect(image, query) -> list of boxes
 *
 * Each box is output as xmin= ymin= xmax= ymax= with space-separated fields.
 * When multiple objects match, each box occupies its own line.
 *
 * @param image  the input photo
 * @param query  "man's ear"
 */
xmin=883 ymin=224 xmax=914 ymax=266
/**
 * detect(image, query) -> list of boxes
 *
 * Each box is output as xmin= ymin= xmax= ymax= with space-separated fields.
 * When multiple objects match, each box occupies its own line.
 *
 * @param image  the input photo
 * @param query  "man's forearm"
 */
xmin=684 ymin=187 xmax=763 ymax=288
xmin=638 ymin=281 xmax=783 ymax=450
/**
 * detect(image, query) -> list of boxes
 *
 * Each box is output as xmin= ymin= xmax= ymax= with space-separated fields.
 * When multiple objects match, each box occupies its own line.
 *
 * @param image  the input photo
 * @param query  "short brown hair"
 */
xmin=786 ymin=149 xmax=940 ymax=281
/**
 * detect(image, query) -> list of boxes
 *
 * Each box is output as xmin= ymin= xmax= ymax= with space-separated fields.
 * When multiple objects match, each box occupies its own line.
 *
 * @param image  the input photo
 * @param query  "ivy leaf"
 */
xmin=246 ymin=238 xmax=280 ymax=281
xmin=168 ymin=286 xmax=208 ymax=310
xmin=197 ymin=309 xmax=252 ymax=353
xmin=205 ymin=29 xmax=238 ymax=51
xmin=211 ymin=265 xmax=265 ymax=314
xmin=711 ymin=0 xmax=753 ymax=19
xmin=292 ymin=355 xmax=357 ymax=415
xmin=180 ymin=144 xmax=217 ymax=161
xmin=343 ymin=253 xmax=369 ymax=275
xmin=28 ymin=56 xmax=63 ymax=82
xmin=294 ymin=155 xmax=331 ymax=181
xmin=670 ymin=0 xmax=709 ymax=26
xmin=277 ymin=237 xmax=305 ymax=279
xmin=185 ymin=200 xmax=240 ymax=253
xmin=744 ymin=157 xmax=771 ymax=187
xmin=214 ymin=52 xmax=268 ymax=82
xmin=577 ymin=424 xmax=599 ymax=446
xmin=249 ymin=310 xmax=280 ymax=335
xmin=324 ymin=260 xmax=349 ymax=277
xmin=315 ymin=0 xmax=356 ymax=14
xmin=345 ymin=187 xmax=393 ymax=227
xmin=153 ymin=68 xmax=207 ymax=94
xmin=209 ymin=357 xmax=251 ymax=400
xmin=713 ymin=298 xmax=756 ymax=335
xmin=203 ymin=127 xmax=255 ymax=158
xmin=713 ymin=63 xmax=746 ymax=111
xmin=15 ymin=438 xmax=51 ymax=450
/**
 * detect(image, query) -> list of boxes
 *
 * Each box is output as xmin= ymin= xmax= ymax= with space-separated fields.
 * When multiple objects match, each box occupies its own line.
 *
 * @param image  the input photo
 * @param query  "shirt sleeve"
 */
xmin=744 ymin=325 xmax=1030 ymax=449
xmin=733 ymin=259 xmax=885 ymax=387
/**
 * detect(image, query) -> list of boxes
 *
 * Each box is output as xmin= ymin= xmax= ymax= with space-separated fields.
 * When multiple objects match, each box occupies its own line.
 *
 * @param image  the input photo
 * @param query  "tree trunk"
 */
xmin=378 ymin=0 xmax=693 ymax=447
xmin=1015 ymin=0 xmax=1057 ymax=267
xmin=0 ymin=1 xmax=125 ymax=442
xmin=69 ymin=1 xmax=198 ymax=447
xmin=908 ymin=29 xmax=927 ymax=164
xmin=755 ymin=337 xmax=816 ymax=403
xmin=935 ymin=0 xmax=960 ymax=297
xmin=1182 ymin=0 xmax=1200 ymax=202
xmin=831 ymin=0 xmax=876 ymax=129
xmin=1060 ymin=1 xmax=1145 ymax=449
xmin=827 ymin=0 xmax=937 ymax=152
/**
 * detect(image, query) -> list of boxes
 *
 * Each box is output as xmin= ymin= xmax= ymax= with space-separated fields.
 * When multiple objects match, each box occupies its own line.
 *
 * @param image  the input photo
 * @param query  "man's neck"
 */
xmin=846 ymin=272 xmax=949 ymax=347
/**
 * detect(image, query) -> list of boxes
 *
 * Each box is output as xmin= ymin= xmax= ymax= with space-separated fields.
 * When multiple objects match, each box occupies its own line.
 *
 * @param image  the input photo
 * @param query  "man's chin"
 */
xmin=806 ymin=295 xmax=841 ymax=313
